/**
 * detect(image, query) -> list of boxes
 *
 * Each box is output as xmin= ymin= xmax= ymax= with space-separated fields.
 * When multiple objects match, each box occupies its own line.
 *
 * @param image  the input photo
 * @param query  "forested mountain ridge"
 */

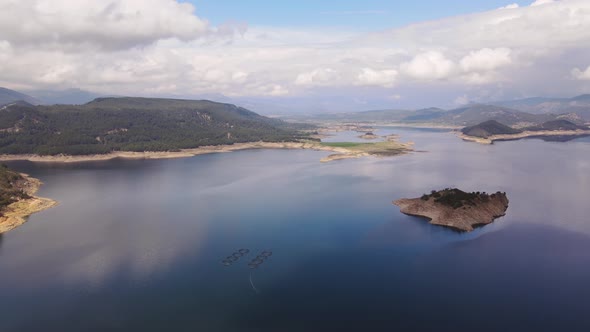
xmin=0 ymin=97 xmax=312 ymax=155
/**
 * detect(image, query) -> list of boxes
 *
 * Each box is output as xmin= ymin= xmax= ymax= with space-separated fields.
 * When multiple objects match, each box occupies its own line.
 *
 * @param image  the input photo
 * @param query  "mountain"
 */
xmin=292 ymin=103 xmax=556 ymax=127
xmin=527 ymin=119 xmax=589 ymax=131
xmin=0 ymin=87 xmax=41 ymax=106
xmin=490 ymin=94 xmax=590 ymax=115
xmin=438 ymin=104 xmax=554 ymax=127
xmin=28 ymin=88 xmax=106 ymax=105
xmin=0 ymin=97 xmax=310 ymax=155
xmin=461 ymin=120 xmax=522 ymax=138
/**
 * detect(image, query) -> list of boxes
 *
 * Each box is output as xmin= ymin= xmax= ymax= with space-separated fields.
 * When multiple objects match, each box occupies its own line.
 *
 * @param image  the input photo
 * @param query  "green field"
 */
xmin=320 ymin=141 xmax=410 ymax=156
xmin=320 ymin=142 xmax=365 ymax=148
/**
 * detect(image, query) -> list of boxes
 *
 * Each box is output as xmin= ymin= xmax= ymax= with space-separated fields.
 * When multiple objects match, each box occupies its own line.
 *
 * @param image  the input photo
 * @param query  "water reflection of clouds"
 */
xmin=3 ymin=129 xmax=590 ymax=291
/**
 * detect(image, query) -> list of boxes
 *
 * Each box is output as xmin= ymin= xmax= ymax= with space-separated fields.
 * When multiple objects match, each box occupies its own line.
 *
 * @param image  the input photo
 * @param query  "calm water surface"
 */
xmin=1 ymin=127 xmax=590 ymax=331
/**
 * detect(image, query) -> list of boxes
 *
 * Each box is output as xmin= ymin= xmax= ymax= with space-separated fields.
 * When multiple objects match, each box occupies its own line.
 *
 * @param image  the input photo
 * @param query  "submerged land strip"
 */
xmin=0 ymin=139 xmax=415 ymax=164
xmin=0 ymin=172 xmax=58 ymax=234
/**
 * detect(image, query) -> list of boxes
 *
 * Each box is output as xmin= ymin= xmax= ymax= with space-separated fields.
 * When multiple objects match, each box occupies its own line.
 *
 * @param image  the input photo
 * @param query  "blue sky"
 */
xmin=191 ymin=0 xmax=531 ymax=29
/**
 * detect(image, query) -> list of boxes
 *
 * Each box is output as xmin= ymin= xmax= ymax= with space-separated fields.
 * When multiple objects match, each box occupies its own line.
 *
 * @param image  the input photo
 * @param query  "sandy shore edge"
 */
xmin=0 ymin=174 xmax=58 ymax=234
xmin=0 ymin=141 xmax=413 ymax=163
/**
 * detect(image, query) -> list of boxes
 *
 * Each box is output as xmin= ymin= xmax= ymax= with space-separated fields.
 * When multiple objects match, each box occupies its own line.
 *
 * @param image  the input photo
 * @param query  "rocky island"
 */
xmin=0 ymin=165 xmax=57 ymax=234
xmin=393 ymin=188 xmax=509 ymax=231
xmin=358 ymin=132 xmax=379 ymax=140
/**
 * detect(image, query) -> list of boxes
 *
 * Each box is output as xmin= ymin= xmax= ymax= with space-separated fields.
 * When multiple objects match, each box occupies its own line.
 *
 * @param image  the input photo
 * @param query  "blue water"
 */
xmin=1 ymin=127 xmax=590 ymax=331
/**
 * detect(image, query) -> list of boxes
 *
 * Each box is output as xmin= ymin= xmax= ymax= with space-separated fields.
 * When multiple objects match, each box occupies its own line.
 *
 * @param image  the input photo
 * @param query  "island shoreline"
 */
xmin=0 ymin=174 xmax=58 ymax=234
xmin=458 ymin=129 xmax=590 ymax=144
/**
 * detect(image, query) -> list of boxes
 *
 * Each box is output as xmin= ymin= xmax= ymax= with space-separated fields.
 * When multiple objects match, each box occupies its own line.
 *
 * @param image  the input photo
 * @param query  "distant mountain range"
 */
xmin=292 ymin=94 xmax=590 ymax=127
xmin=0 ymin=87 xmax=107 ymax=106
xmin=0 ymin=88 xmax=41 ymax=106
xmin=3 ymin=86 xmax=590 ymax=127
xmin=491 ymin=94 xmax=590 ymax=115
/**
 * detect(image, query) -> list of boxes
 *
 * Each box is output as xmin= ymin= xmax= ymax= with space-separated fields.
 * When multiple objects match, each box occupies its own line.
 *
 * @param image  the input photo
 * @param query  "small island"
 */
xmin=358 ymin=132 xmax=379 ymax=140
xmin=0 ymin=164 xmax=57 ymax=234
xmin=459 ymin=119 xmax=590 ymax=144
xmin=393 ymin=188 xmax=509 ymax=231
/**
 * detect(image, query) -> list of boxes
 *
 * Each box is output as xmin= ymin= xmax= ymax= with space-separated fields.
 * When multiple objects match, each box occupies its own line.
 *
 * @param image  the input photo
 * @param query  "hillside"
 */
xmin=0 ymin=97 xmax=311 ymax=155
xmin=294 ymin=104 xmax=554 ymax=126
xmin=461 ymin=120 xmax=522 ymax=138
xmin=491 ymin=94 xmax=590 ymax=115
xmin=0 ymin=87 xmax=41 ymax=106
xmin=0 ymin=164 xmax=30 ymax=210
xmin=439 ymin=104 xmax=553 ymax=126
xmin=527 ymin=119 xmax=588 ymax=131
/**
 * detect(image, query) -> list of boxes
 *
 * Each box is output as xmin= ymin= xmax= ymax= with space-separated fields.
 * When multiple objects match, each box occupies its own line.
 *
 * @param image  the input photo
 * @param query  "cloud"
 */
xmin=572 ymin=66 xmax=590 ymax=80
xmin=400 ymin=51 xmax=455 ymax=81
xmin=321 ymin=10 xmax=388 ymax=16
xmin=356 ymin=68 xmax=398 ymax=87
xmin=499 ymin=4 xmax=520 ymax=9
xmin=531 ymin=0 xmax=556 ymax=6
xmin=0 ymin=0 xmax=209 ymax=50
xmin=1 ymin=0 xmax=590 ymax=106
xmin=454 ymin=95 xmax=470 ymax=105
xmin=460 ymin=48 xmax=512 ymax=72
xmin=295 ymin=68 xmax=338 ymax=86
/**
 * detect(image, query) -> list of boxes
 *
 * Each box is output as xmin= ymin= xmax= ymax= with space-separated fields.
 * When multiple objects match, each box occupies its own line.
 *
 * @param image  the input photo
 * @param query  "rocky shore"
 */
xmin=393 ymin=189 xmax=509 ymax=231
xmin=0 ymin=174 xmax=58 ymax=234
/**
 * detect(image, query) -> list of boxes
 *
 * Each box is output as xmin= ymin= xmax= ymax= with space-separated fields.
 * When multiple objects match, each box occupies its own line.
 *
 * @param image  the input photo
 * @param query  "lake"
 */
xmin=2 ymin=127 xmax=590 ymax=331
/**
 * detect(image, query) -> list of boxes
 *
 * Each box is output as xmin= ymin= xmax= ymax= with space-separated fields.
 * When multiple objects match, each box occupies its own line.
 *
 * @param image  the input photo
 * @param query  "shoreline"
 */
xmin=0 ymin=140 xmax=414 ymax=164
xmin=457 ymin=129 xmax=590 ymax=144
xmin=0 ymin=174 xmax=58 ymax=234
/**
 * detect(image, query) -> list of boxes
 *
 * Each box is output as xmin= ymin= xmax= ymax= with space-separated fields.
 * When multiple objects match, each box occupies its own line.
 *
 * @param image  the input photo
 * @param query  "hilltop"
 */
xmin=461 ymin=120 xmax=522 ymax=138
xmin=0 ymin=97 xmax=312 ymax=155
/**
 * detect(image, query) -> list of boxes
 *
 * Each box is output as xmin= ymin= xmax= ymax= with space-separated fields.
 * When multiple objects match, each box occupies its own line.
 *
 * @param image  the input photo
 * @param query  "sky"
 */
xmin=1 ymin=0 xmax=590 ymax=112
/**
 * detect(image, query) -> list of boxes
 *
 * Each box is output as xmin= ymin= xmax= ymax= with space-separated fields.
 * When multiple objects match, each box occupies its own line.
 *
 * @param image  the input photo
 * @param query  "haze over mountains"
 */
xmin=289 ymin=94 xmax=590 ymax=126
xmin=2 ymin=86 xmax=590 ymax=127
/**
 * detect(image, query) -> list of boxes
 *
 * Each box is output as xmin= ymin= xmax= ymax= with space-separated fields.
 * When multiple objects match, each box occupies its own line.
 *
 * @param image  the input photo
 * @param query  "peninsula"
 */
xmin=0 ymin=139 xmax=414 ymax=164
xmin=459 ymin=120 xmax=590 ymax=144
xmin=393 ymin=188 xmax=509 ymax=232
xmin=0 ymin=165 xmax=57 ymax=234
xmin=0 ymin=97 xmax=414 ymax=163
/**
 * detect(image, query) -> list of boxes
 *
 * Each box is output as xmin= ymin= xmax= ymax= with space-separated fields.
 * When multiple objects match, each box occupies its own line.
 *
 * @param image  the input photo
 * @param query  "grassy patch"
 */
xmin=320 ymin=141 xmax=410 ymax=156
xmin=320 ymin=142 xmax=364 ymax=148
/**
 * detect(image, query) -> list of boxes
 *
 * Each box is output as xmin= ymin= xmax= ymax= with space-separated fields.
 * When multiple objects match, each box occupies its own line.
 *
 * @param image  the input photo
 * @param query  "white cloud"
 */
xmin=400 ymin=51 xmax=454 ymax=80
xmin=356 ymin=68 xmax=398 ymax=87
xmin=460 ymin=48 xmax=512 ymax=72
xmin=0 ymin=0 xmax=209 ymax=50
xmin=454 ymin=95 xmax=470 ymax=105
xmin=1 ymin=0 xmax=590 ymax=105
xmin=499 ymin=4 xmax=520 ymax=9
xmin=531 ymin=0 xmax=555 ymax=6
xmin=572 ymin=66 xmax=590 ymax=80
xmin=295 ymin=68 xmax=338 ymax=86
